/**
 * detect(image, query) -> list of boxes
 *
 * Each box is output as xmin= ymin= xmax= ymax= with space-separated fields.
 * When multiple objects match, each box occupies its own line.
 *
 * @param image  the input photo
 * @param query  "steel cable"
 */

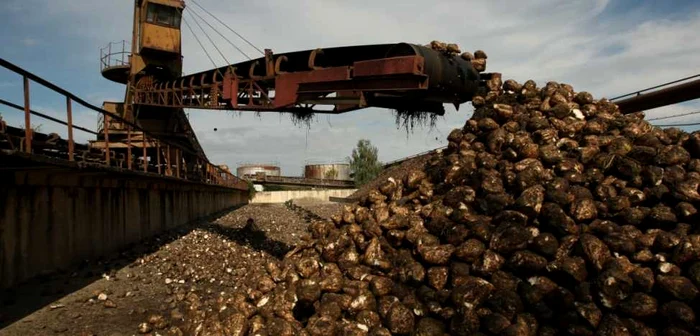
xmin=182 ymin=16 xmax=219 ymax=70
xmin=190 ymin=0 xmax=265 ymax=55
xmin=653 ymin=121 xmax=700 ymax=127
xmin=186 ymin=9 xmax=233 ymax=66
xmin=646 ymin=110 xmax=700 ymax=122
xmin=186 ymin=6 xmax=251 ymax=61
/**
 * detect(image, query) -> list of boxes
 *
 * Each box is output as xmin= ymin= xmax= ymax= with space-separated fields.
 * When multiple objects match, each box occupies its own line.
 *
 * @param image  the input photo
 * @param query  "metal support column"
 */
xmin=66 ymin=97 xmax=74 ymax=161
xmin=23 ymin=77 xmax=31 ymax=153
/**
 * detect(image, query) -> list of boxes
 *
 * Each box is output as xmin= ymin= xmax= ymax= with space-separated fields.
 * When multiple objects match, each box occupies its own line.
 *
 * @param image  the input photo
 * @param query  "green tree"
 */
xmin=348 ymin=139 xmax=383 ymax=187
xmin=246 ymin=180 xmax=257 ymax=201
xmin=324 ymin=167 xmax=338 ymax=180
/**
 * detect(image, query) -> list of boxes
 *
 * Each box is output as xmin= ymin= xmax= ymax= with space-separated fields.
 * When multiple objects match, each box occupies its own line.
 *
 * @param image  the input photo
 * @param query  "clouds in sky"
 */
xmin=20 ymin=38 xmax=39 ymax=47
xmin=1 ymin=0 xmax=700 ymax=175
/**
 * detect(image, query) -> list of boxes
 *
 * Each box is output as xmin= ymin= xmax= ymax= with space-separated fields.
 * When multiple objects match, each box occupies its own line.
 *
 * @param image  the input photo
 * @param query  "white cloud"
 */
xmin=2 ymin=0 xmax=700 ymax=174
xmin=20 ymin=38 xmax=39 ymax=46
xmin=188 ymin=109 xmax=451 ymax=174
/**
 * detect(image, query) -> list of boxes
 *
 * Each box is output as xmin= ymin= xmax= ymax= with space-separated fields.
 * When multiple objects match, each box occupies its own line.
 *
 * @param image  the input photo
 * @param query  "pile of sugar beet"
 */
xmin=167 ymin=60 xmax=700 ymax=336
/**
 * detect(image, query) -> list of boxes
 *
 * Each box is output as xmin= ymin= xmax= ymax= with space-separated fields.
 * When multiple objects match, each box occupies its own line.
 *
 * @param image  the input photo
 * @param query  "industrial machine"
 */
xmin=94 ymin=0 xmax=200 ymax=178
xmin=93 ymin=0 xmax=486 ymax=173
xmin=130 ymin=42 xmax=483 ymax=115
xmin=88 ymin=0 xmax=700 ymax=182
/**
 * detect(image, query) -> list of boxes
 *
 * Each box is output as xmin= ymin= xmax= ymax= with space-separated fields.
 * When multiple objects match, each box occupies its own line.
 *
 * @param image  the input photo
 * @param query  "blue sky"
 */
xmin=1 ymin=0 xmax=700 ymax=175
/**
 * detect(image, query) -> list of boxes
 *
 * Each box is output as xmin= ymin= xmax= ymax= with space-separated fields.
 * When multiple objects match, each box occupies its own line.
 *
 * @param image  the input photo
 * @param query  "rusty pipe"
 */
xmin=614 ymin=78 xmax=700 ymax=114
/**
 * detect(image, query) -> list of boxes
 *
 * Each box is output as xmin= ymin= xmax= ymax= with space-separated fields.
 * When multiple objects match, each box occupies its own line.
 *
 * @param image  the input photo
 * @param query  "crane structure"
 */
xmin=93 ymin=0 xmax=486 ymax=172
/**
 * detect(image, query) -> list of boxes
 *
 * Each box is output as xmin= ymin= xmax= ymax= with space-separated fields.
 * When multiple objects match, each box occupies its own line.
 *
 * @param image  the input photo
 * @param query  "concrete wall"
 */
xmin=251 ymin=189 xmax=357 ymax=204
xmin=0 ymin=169 xmax=248 ymax=289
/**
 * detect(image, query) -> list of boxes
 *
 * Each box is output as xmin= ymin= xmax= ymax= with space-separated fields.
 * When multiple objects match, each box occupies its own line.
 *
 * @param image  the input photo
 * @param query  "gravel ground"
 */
xmin=293 ymin=201 xmax=345 ymax=220
xmin=0 ymin=203 xmax=318 ymax=336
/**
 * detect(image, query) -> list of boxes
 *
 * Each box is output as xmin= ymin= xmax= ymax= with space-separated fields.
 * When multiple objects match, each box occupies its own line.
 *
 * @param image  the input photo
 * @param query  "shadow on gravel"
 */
xmin=0 ymin=206 xmax=243 ymax=330
xmin=201 ymin=219 xmax=292 ymax=259
xmin=284 ymin=200 xmax=325 ymax=222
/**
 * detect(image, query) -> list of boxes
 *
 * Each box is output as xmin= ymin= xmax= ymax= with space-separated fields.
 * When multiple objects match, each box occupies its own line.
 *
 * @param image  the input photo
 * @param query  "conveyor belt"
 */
xmin=134 ymin=43 xmax=483 ymax=115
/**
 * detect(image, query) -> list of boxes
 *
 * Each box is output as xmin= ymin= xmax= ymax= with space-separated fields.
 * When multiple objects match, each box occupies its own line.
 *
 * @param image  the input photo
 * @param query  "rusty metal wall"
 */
xmin=0 ymin=167 xmax=247 ymax=289
xmin=304 ymin=163 xmax=351 ymax=181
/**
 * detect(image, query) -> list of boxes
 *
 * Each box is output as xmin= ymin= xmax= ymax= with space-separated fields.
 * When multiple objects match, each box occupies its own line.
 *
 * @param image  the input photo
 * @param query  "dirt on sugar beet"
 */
xmin=349 ymin=152 xmax=434 ymax=202
xmin=0 ymin=204 xmax=315 ymax=336
xmin=121 ymin=66 xmax=700 ymax=335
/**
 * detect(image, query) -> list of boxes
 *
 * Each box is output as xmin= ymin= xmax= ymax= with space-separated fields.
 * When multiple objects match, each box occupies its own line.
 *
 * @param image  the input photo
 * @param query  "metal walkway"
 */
xmin=0 ymin=58 xmax=246 ymax=190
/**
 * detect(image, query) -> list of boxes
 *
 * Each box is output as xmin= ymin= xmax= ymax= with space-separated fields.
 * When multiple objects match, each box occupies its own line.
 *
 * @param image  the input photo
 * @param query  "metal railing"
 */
xmin=244 ymin=174 xmax=355 ymax=188
xmin=99 ymin=41 xmax=131 ymax=72
xmin=0 ymin=58 xmax=248 ymax=190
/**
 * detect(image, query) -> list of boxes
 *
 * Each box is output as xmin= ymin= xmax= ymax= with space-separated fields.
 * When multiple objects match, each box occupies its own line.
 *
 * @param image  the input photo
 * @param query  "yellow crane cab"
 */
xmin=140 ymin=0 xmax=184 ymax=56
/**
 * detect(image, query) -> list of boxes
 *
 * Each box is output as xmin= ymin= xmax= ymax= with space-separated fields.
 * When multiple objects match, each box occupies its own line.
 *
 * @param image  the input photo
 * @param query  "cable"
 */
xmin=611 ymin=74 xmax=700 ymax=101
xmin=182 ymin=16 xmax=219 ymax=70
xmin=647 ymin=110 xmax=700 ymax=122
xmin=186 ymin=7 xmax=251 ymax=60
xmin=653 ymin=121 xmax=700 ymax=127
xmin=186 ymin=10 xmax=232 ymax=66
xmin=190 ymin=0 xmax=265 ymax=55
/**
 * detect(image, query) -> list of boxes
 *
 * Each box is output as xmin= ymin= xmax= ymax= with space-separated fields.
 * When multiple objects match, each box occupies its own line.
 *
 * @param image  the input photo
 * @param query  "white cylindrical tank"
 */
xmin=236 ymin=164 xmax=281 ymax=178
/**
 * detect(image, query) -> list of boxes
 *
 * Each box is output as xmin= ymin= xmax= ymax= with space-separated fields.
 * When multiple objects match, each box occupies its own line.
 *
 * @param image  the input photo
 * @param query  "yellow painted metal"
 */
xmin=146 ymin=0 xmax=185 ymax=9
xmin=130 ymin=54 xmax=147 ymax=75
xmin=141 ymin=24 xmax=181 ymax=54
xmin=102 ymin=101 xmax=124 ymax=116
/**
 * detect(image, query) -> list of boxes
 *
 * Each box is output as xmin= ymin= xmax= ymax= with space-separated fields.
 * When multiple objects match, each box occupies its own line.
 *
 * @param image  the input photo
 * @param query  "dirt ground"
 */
xmin=290 ymin=199 xmax=346 ymax=219
xmin=0 ymin=202 xmax=339 ymax=336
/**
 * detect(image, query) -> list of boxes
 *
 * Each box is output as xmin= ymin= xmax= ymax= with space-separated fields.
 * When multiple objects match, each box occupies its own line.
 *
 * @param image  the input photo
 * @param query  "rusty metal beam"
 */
xmin=104 ymin=114 xmax=110 ymax=164
xmin=157 ymin=142 xmax=161 ymax=174
xmin=175 ymin=149 xmax=180 ymax=178
xmin=166 ymin=145 xmax=171 ymax=176
xmin=127 ymin=126 xmax=132 ymax=169
xmin=615 ymin=78 xmax=700 ymax=114
xmin=66 ymin=97 xmax=74 ymax=161
xmin=353 ymin=56 xmax=424 ymax=77
xmin=142 ymin=135 xmax=147 ymax=172
xmin=23 ymin=77 xmax=31 ymax=153
xmin=297 ymin=76 xmax=428 ymax=93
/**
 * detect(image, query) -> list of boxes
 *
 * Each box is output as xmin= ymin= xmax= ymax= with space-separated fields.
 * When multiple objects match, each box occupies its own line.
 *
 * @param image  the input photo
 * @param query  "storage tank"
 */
xmin=304 ymin=163 xmax=351 ymax=181
xmin=236 ymin=163 xmax=281 ymax=178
